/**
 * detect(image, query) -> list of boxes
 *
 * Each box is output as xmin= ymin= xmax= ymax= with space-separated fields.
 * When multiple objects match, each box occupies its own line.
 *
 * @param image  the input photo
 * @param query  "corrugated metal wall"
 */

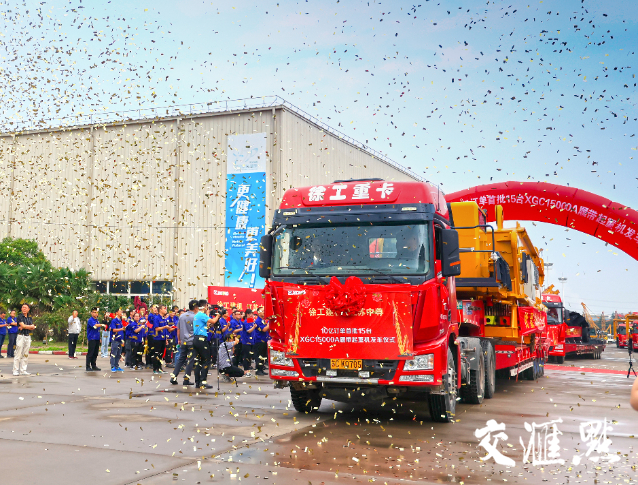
xmin=277 ymin=109 xmax=415 ymax=192
xmin=0 ymin=106 xmax=417 ymax=304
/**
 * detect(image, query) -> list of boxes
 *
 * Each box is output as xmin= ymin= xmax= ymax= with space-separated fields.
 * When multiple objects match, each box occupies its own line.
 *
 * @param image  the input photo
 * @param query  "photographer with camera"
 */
xmin=170 ymin=300 xmax=197 ymax=386
xmin=208 ymin=305 xmax=228 ymax=368
xmin=218 ymin=334 xmax=252 ymax=382
xmin=191 ymin=299 xmax=222 ymax=389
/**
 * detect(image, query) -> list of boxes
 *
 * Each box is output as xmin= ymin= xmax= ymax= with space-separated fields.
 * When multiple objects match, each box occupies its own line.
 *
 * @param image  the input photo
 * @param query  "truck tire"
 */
xmin=480 ymin=340 xmax=495 ymax=399
xmin=461 ymin=346 xmax=485 ymax=404
xmin=616 ymin=339 xmax=620 ymax=348
xmin=290 ymin=387 xmax=322 ymax=414
xmin=428 ymin=347 xmax=457 ymax=423
xmin=556 ymin=355 xmax=565 ymax=364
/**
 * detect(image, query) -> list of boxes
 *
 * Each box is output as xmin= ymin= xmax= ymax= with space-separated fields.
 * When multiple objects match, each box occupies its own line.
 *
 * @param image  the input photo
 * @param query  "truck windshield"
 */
xmin=544 ymin=302 xmax=563 ymax=325
xmin=618 ymin=326 xmax=626 ymax=336
xmin=272 ymin=223 xmax=430 ymax=277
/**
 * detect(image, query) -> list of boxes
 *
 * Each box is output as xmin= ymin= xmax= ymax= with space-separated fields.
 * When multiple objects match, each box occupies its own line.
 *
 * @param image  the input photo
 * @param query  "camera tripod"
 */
xmin=628 ymin=339 xmax=637 ymax=378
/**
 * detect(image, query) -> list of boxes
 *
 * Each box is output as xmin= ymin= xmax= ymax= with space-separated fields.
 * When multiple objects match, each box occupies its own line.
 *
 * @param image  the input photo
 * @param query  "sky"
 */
xmin=0 ymin=0 xmax=637 ymax=314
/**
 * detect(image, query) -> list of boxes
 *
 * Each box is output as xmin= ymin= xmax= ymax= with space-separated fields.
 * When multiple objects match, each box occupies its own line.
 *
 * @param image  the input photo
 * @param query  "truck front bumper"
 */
xmin=268 ymin=336 xmax=449 ymax=389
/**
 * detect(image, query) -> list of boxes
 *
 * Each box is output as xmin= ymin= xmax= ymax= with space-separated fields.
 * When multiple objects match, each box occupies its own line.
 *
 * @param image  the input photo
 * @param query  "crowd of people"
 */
xmin=84 ymin=300 xmax=271 ymax=388
xmin=0 ymin=300 xmax=270 ymax=387
xmin=0 ymin=304 xmax=37 ymax=376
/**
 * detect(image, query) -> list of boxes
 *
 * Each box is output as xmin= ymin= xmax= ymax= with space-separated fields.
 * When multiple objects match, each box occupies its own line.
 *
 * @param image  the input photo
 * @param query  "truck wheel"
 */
xmin=480 ymin=340 xmax=495 ymax=399
xmin=616 ymin=339 xmax=620 ymax=348
xmin=556 ymin=355 xmax=565 ymax=364
xmin=460 ymin=345 xmax=485 ymax=405
xmin=290 ymin=387 xmax=322 ymax=414
xmin=428 ymin=347 xmax=457 ymax=423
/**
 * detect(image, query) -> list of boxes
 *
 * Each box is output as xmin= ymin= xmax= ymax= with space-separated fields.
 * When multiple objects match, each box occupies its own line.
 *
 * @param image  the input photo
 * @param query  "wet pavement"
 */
xmin=0 ymin=347 xmax=636 ymax=485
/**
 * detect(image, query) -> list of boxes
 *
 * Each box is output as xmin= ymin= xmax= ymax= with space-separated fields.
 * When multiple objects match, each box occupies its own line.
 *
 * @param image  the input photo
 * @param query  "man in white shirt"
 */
xmin=67 ymin=310 xmax=81 ymax=359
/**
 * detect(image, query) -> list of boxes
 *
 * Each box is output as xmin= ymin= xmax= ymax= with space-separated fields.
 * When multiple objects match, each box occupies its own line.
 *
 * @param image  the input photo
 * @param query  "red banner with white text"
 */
xmin=207 ymin=286 xmax=264 ymax=311
xmin=280 ymin=284 xmax=414 ymax=360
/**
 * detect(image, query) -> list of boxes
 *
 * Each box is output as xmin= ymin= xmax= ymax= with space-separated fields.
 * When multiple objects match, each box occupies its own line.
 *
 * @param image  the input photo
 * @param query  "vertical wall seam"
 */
xmin=7 ymin=135 xmax=16 ymax=237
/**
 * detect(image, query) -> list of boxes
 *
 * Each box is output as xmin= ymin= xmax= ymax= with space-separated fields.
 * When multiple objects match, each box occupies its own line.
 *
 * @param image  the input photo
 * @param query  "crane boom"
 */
xmin=581 ymin=302 xmax=599 ymax=331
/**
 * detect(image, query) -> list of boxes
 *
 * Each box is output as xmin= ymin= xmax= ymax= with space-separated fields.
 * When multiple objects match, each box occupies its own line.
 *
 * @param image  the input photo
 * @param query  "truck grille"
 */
xmin=298 ymin=359 xmax=398 ymax=380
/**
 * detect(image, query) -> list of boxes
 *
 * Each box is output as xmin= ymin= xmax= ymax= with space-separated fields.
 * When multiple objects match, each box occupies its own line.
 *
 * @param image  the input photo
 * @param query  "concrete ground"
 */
xmin=0 ymin=346 xmax=636 ymax=485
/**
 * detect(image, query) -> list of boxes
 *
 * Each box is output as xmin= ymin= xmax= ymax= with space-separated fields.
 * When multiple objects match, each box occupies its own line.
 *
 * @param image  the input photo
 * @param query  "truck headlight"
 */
xmin=271 ymin=369 xmax=298 ymax=377
xmin=270 ymin=349 xmax=294 ymax=367
xmin=403 ymin=354 xmax=434 ymax=371
xmin=399 ymin=374 xmax=434 ymax=382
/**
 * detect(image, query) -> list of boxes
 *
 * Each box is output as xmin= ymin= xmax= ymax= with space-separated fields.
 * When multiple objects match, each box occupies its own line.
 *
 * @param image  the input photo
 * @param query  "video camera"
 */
xmin=209 ymin=304 xmax=224 ymax=316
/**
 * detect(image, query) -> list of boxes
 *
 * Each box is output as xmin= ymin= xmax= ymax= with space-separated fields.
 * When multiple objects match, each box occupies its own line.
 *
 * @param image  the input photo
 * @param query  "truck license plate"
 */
xmin=330 ymin=359 xmax=362 ymax=370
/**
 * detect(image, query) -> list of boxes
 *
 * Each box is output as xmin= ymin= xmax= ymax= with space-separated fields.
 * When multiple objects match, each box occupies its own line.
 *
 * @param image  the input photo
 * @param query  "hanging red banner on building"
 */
xmin=279 ymin=283 xmax=414 ymax=360
xmin=517 ymin=306 xmax=547 ymax=336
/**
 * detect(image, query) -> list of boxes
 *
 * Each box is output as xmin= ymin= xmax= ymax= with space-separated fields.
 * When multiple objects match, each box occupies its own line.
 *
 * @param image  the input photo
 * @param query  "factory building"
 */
xmin=0 ymin=98 xmax=419 ymax=303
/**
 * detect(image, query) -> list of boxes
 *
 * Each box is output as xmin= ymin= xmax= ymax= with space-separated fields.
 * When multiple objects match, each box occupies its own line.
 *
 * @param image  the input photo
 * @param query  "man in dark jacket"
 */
xmin=86 ymin=307 xmax=104 ymax=371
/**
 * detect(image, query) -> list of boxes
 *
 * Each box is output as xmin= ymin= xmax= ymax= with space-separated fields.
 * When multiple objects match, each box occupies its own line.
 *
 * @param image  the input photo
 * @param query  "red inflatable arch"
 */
xmin=446 ymin=182 xmax=638 ymax=261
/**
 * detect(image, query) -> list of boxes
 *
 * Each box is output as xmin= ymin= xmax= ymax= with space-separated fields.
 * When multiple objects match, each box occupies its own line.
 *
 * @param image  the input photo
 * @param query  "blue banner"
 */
xmin=224 ymin=134 xmax=267 ymax=289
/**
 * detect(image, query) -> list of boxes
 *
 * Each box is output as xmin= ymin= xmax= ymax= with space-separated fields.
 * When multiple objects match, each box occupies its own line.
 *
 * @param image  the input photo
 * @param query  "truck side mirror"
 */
xmin=441 ymin=229 xmax=461 ymax=277
xmin=259 ymin=234 xmax=273 ymax=279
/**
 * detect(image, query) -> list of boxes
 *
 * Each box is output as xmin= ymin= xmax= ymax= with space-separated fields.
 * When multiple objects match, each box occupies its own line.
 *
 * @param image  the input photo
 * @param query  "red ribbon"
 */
xmin=324 ymin=276 xmax=367 ymax=317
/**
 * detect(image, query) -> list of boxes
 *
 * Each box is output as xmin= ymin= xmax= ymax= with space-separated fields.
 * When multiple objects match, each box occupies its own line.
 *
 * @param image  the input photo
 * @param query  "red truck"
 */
xmin=542 ymin=293 xmax=605 ymax=361
xmin=615 ymin=316 xmax=638 ymax=349
xmin=259 ymin=179 xmax=548 ymax=422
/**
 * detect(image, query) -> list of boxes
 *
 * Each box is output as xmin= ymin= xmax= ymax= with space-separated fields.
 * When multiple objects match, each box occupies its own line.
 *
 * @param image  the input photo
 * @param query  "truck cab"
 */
xmin=260 ymin=179 xmax=546 ymax=422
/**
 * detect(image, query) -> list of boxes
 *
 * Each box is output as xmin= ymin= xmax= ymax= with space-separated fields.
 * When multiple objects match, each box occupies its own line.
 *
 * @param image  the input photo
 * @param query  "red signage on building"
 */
xmin=207 ymin=286 xmax=264 ymax=311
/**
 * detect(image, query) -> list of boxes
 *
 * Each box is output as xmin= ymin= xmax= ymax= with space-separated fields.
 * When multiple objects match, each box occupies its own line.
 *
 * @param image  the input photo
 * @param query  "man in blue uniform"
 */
xmin=125 ymin=312 xmax=142 ymax=369
xmin=0 ymin=309 xmax=7 ymax=358
xmin=165 ymin=308 xmax=178 ymax=367
xmin=254 ymin=307 xmax=270 ymax=376
xmin=7 ymin=309 xmax=18 ymax=358
xmin=138 ymin=308 xmax=150 ymax=367
xmin=145 ymin=306 xmax=157 ymax=368
xmin=134 ymin=312 xmax=147 ymax=369
xmin=109 ymin=309 xmax=125 ymax=372
xmin=86 ymin=307 xmax=104 ymax=371
xmin=241 ymin=309 xmax=258 ymax=370
xmin=150 ymin=305 xmax=171 ymax=374
xmin=229 ymin=308 xmax=244 ymax=366
xmin=123 ymin=310 xmax=134 ymax=368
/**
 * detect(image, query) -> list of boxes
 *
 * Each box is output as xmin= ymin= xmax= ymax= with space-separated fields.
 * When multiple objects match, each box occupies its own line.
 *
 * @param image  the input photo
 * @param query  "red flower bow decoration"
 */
xmin=325 ymin=276 xmax=367 ymax=317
